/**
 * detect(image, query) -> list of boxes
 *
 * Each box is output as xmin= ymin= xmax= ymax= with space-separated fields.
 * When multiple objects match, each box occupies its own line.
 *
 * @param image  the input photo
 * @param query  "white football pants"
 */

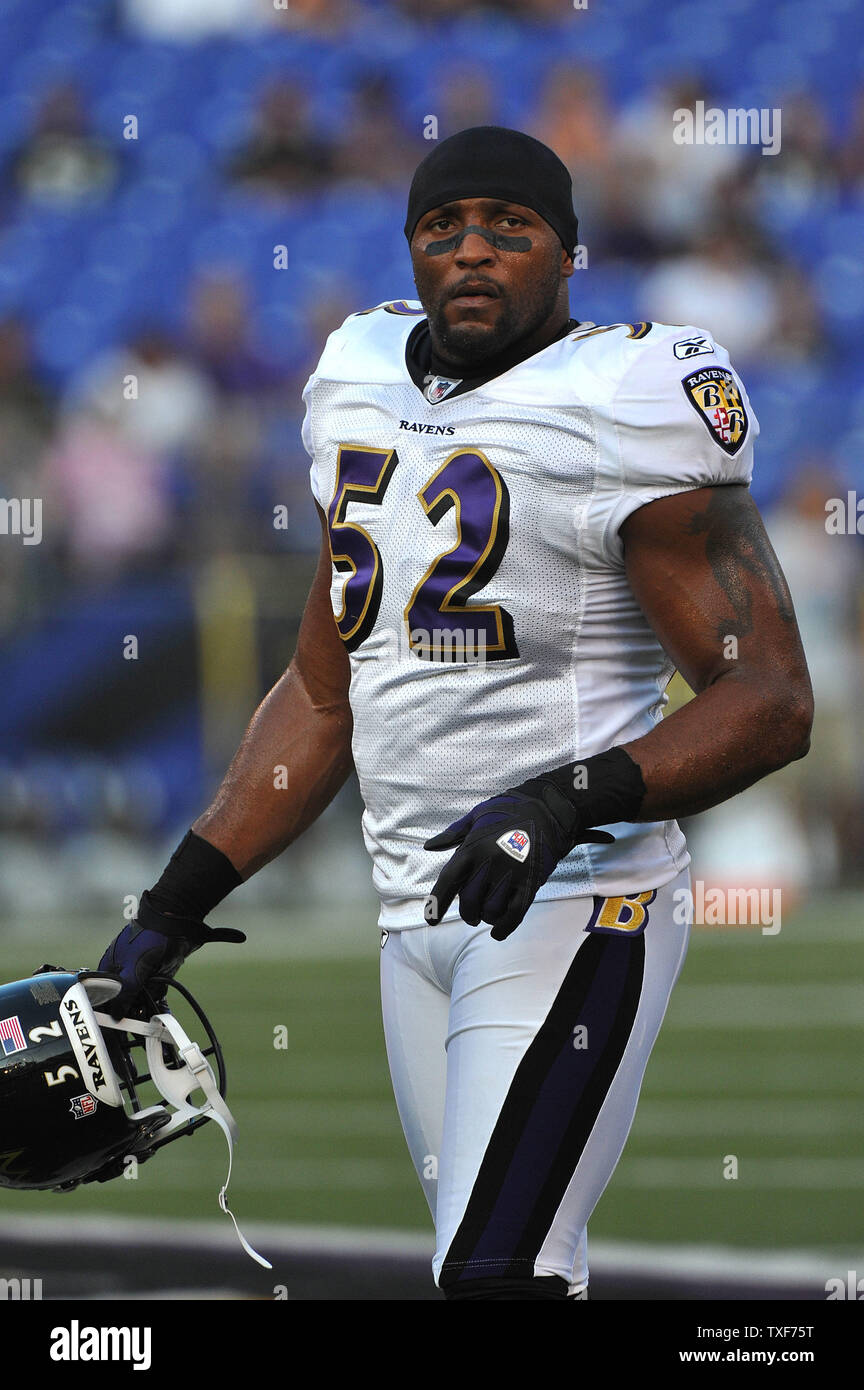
xmin=379 ymin=869 xmax=691 ymax=1291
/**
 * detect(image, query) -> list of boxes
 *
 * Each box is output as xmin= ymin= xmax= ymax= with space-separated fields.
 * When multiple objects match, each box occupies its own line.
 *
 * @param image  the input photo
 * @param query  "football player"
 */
xmin=100 ymin=127 xmax=813 ymax=1300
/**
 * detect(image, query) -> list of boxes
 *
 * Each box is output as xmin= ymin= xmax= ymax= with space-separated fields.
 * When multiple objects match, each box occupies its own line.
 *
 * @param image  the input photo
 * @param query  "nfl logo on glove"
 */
xmin=497 ymin=829 xmax=531 ymax=862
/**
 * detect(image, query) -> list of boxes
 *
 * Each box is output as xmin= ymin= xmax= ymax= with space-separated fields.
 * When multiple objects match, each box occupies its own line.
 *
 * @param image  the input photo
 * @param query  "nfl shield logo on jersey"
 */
xmin=424 ymin=375 xmax=461 ymax=404
xmin=681 ymin=366 xmax=749 ymax=457
xmin=496 ymin=828 xmax=531 ymax=862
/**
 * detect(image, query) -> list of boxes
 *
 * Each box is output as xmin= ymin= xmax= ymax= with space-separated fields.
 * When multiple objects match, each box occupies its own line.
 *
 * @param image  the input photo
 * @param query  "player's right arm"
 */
xmin=98 ymin=506 xmax=352 ymax=1014
xmin=192 ymin=504 xmax=353 ymax=876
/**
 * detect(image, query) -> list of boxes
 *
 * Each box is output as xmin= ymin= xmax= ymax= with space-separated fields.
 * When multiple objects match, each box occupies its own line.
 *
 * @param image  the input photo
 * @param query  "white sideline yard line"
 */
xmin=589 ymin=1238 xmax=864 ymax=1284
xmin=615 ymin=1157 xmax=864 ymax=1189
xmin=0 ymin=1211 xmax=434 ymax=1256
xmin=0 ymin=1212 xmax=858 ymax=1285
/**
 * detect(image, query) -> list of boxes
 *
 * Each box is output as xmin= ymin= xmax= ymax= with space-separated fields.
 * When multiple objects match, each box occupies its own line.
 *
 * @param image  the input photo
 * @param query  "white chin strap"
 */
xmin=94 ymin=1008 xmax=271 ymax=1270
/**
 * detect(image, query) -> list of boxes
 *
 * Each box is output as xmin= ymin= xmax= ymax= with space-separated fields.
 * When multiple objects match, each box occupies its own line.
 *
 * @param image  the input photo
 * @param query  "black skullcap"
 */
xmin=404 ymin=126 xmax=579 ymax=255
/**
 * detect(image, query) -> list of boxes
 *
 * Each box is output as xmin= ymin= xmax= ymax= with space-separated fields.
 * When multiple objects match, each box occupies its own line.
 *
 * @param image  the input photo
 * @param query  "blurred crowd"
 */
xmin=1 ymin=3 xmax=863 ymax=901
xmin=4 ymin=63 xmax=864 ymax=610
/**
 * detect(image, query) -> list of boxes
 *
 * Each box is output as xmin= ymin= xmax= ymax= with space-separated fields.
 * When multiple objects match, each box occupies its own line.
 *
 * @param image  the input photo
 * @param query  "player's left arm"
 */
xmin=619 ymin=480 xmax=813 ymax=819
xmin=425 ymin=480 xmax=813 ymax=939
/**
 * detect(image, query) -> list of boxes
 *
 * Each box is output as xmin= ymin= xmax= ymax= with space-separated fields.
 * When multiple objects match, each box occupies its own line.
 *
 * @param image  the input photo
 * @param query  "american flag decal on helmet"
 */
xmin=0 ymin=1015 xmax=26 ymax=1055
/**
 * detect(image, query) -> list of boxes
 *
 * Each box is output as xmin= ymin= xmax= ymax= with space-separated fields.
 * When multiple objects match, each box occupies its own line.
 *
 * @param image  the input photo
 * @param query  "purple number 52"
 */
xmin=327 ymin=445 xmax=518 ymax=662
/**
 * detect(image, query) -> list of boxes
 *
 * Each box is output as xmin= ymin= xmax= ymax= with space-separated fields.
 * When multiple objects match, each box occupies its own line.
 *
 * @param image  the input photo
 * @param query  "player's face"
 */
xmin=411 ymin=198 xmax=573 ymax=369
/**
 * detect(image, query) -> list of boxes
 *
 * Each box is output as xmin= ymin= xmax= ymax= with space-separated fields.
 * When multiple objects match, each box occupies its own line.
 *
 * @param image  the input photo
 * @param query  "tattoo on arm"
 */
xmin=686 ymin=487 xmax=795 ymax=641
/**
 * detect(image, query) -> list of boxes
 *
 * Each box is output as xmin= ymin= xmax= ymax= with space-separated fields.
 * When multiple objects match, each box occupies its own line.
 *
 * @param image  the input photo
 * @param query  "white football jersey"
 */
xmin=302 ymin=304 xmax=758 ymax=928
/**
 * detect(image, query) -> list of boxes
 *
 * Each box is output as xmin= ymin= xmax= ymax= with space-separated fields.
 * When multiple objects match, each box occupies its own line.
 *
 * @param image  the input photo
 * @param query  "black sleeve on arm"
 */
xmin=516 ymin=746 xmax=647 ymax=834
xmin=146 ymin=830 xmax=244 ymax=921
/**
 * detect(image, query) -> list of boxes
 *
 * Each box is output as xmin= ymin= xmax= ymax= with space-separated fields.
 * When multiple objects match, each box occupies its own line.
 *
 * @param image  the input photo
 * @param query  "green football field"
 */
xmin=1 ymin=893 xmax=861 ymax=1256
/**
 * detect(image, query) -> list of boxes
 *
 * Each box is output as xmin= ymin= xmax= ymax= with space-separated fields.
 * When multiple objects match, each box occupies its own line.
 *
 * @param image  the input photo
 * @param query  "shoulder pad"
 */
xmin=311 ymin=299 xmax=426 ymax=384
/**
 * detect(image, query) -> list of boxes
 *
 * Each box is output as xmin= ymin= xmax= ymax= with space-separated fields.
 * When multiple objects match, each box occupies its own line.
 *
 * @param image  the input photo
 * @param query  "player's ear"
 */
xmin=561 ymin=248 xmax=575 ymax=279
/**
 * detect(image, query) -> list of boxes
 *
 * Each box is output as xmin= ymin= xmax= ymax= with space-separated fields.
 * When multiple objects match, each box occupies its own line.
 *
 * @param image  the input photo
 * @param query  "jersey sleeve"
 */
xmin=601 ymin=327 xmax=759 ymax=564
xmin=301 ymin=373 xmax=323 ymax=508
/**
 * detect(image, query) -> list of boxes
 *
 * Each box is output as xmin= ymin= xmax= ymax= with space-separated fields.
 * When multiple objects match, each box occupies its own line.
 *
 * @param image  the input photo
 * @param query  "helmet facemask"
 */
xmin=0 ymin=967 xmax=269 ymax=1269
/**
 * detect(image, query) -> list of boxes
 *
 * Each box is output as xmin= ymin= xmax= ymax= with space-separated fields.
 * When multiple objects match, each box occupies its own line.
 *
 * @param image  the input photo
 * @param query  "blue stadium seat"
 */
xmin=833 ymin=428 xmax=864 ymax=488
xmin=8 ymin=46 xmax=90 ymax=101
xmin=816 ymin=253 xmax=864 ymax=338
xmin=753 ymin=188 xmax=838 ymax=268
xmin=32 ymin=6 xmax=106 ymax=66
xmin=256 ymin=301 xmax=311 ymax=372
xmin=824 ymin=206 xmax=864 ymax=260
xmin=848 ymin=382 xmax=864 ymax=429
xmin=33 ymin=303 xmax=115 ymax=377
xmin=91 ymin=81 xmax=198 ymax=144
xmin=661 ymin=12 xmax=738 ymax=66
xmin=188 ymin=213 xmax=275 ymax=277
xmin=103 ymin=41 xmax=187 ymax=98
xmin=214 ymin=33 xmax=329 ymax=91
xmin=580 ymin=265 xmax=643 ymax=329
xmin=112 ymin=176 xmax=201 ymax=236
xmin=0 ymin=91 xmax=40 ymax=157
xmin=743 ymin=42 xmax=812 ymax=94
xmin=136 ymin=131 xmax=211 ymax=184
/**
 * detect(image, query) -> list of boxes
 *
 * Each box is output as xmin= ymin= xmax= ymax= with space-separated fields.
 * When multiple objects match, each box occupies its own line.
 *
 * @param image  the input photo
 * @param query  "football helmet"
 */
xmin=0 ymin=965 xmax=269 ymax=1267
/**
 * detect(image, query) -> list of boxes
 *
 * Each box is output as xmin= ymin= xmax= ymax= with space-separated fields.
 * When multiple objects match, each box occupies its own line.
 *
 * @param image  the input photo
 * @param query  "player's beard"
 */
xmin=418 ymin=254 xmax=563 ymax=372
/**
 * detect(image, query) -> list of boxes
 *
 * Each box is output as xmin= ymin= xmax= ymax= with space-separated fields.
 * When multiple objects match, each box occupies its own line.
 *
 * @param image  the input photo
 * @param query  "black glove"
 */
xmin=98 ymin=891 xmax=246 ymax=1019
xmin=423 ymin=748 xmax=645 ymax=940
